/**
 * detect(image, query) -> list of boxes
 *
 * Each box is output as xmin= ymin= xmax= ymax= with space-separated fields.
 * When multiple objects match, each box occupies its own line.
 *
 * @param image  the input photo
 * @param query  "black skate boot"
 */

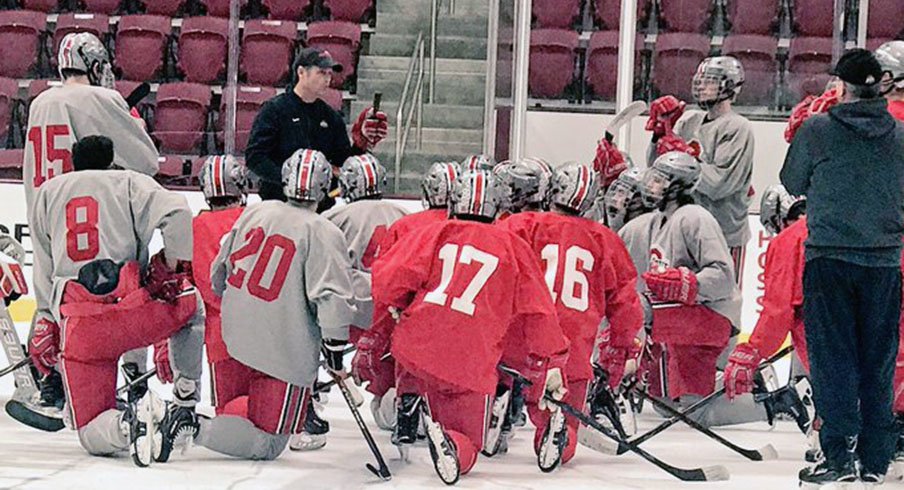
xmin=482 ymin=384 xmax=511 ymax=457
xmin=392 ymin=394 xmax=422 ymax=460
xmin=760 ymin=377 xmax=815 ymax=435
xmin=120 ymin=362 xmax=149 ymax=405
xmin=423 ymin=407 xmax=460 ymax=485
xmin=156 ymin=401 xmax=199 ymax=463
xmin=38 ymin=369 xmax=65 ymax=411
xmin=799 ymin=437 xmax=858 ymax=489
xmin=509 ymin=379 xmax=526 ymax=428
xmin=537 ymin=407 xmax=568 ymax=472
xmin=290 ymin=401 xmax=329 ymax=451
xmin=123 ymin=390 xmax=164 ymax=467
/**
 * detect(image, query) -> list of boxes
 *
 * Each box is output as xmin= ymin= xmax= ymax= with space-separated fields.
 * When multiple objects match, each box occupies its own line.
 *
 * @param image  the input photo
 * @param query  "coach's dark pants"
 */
xmin=803 ymin=258 xmax=901 ymax=473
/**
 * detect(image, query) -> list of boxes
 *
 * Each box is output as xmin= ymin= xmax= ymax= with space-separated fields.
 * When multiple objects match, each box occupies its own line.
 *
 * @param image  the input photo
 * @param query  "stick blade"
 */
xmin=366 ymin=463 xmax=392 ymax=481
xmin=701 ymin=464 xmax=731 ymax=482
xmin=757 ymin=444 xmax=779 ymax=461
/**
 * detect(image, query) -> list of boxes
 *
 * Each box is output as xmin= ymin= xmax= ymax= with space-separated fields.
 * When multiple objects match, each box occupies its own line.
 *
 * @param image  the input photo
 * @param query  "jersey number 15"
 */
xmin=29 ymin=125 xmax=73 ymax=188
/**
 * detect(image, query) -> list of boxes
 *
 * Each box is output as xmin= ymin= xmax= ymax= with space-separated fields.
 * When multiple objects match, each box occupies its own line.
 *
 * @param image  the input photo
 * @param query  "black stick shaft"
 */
xmin=327 ymin=370 xmax=392 ymax=481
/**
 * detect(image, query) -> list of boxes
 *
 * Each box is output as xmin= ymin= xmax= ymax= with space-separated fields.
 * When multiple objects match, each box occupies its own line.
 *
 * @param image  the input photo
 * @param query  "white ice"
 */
xmin=0 ymin=369 xmax=887 ymax=490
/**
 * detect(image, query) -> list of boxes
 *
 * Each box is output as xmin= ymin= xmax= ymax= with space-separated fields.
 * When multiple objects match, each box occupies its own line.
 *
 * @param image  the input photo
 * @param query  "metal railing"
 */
xmin=394 ymin=31 xmax=426 ymax=193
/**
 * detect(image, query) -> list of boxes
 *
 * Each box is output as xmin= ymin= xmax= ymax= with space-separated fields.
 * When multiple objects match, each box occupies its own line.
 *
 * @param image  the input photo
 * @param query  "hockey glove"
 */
xmin=352 ymin=107 xmax=389 ymax=150
xmin=646 ymin=95 xmax=686 ymax=137
xmin=145 ymin=251 xmax=193 ymax=303
xmin=0 ymin=251 xmax=27 ymax=301
xmin=29 ymin=318 xmax=60 ymax=377
xmin=655 ymin=134 xmax=702 ymax=158
xmin=784 ymin=84 xmax=841 ymax=143
xmin=153 ymin=339 xmax=173 ymax=384
xmin=351 ymin=332 xmax=388 ymax=386
xmin=322 ymin=338 xmax=348 ymax=373
xmin=643 ymin=266 xmax=699 ymax=305
xmin=538 ymin=367 xmax=566 ymax=412
xmin=524 ymin=353 xmax=568 ymax=410
xmin=593 ymin=138 xmax=627 ymax=188
xmin=597 ymin=329 xmax=642 ymax=390
xmin=724 ymin=343 xmax=763 ymax=401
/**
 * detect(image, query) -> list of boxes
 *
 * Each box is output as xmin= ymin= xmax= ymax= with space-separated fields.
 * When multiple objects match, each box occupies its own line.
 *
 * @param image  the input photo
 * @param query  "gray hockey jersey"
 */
xmin=618 ymin=204 xmax=741 ymax=327
xmin=24 ymin=84 xmax=159 ymax=211
xmin=322 ymin=200 xmax=409 ymax=328
xmin=30 ymin=170 xmax=192 ymax=323
xmin=211 ymin=200 xmax=358 ymax=387
xmin=649 ymin=110 xmax=754 ymax=248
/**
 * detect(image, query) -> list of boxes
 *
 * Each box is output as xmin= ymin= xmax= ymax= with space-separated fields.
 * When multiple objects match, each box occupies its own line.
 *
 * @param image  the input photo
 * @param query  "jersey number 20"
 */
xmin=424 ymin=244 xmax=499 ymax=316
xmin=226 ymin=227 xmax=296 ymax=302
xmin=29 ymin=125 xmax=73 ymax=188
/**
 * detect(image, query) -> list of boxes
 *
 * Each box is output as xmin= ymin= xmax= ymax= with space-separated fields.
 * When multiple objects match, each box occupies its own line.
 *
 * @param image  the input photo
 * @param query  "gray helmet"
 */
xmin=876 ymin=40 xmax=904 ymax=91
xmin=641 ymin=151 xmax=701 ymax=208
xmin=340 ymin=153 xmax=386 ymax=202
xmin=282 ymin=149 xmax=332 ymax=203
xmin=759 ymin=184 xmax=806 ymax=236
xmin=495 ymin=159 xmax=541 ymax=213
xmin=516 ymin=157 xmax=555 ymax=209
xmin=692 ymin=56 xmax=745 ymax=109
xmin=199 ymin=155 xmax=247 ymax=202
xmin=449 ymin=170 xmax=502 ymax=221
xmin=604 ymin=166 xmax=646 ymax=231
xmin=422 ymin=161 xmax=460 ymax=208
xmin=461 ymin=154 xmax=496 ymax=172
xmin=58 ymin=32 xmax=114 ymax=89
xmin=550 ymin=162 xmax=599 ymax=215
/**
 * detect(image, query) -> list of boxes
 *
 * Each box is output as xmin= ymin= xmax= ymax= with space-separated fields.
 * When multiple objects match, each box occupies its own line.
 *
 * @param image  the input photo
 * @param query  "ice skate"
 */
xmin=423 ymin=409 xmax=460 ymax=485
xmin=156 ymin=402 xmax=199 ymax=463
xmin=289 ymin=402 xmax=329 ymax=451
xmin=482 ymin=385 xmax=511 ymax=457
xmin=392 ymin=394 xmax=421 ymax=461
xmin=125 ymin=391 xmax=163 ymax=467
xmin=537 ymin=407 xmax=567 ymax=472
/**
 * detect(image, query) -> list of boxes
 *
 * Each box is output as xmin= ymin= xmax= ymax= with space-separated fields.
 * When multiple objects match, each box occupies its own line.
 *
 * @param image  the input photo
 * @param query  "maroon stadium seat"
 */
xmin=262 ymin=0 xmax=311 ymax=21
xmin=529 ymin=29 xmax=579 ymax=98
xmin=216 ymin=85 xmax=277 ymax=152
xmin=867 ymin=37 xmax=893 ymax=52
xmin=0 ymin=149 xmax=24 ymax=179
xmin=306 ymin=21 xmax=361 ymax=89
xmin=659 ymin=0 xmax=712 ymax=33
xmin=0 ymin=78 xmax=21 ymax=148
xmin=320 ymin=87 xmax=343 ymax=111
xmin=141 ymin=0 xmax=185 ymax=16
xmin=155 ymin=154 xmax=185 ymax=185
xmin=0 ymin=10 xmax=47 ymax=79
xmin=178 ymin=16 xmax=228 ymax=84
xmin=52 ymin=13 xmax=110 ymax=70
xmin=153 ymin=82 xmax=211 ymax=154
xmin=115 ymin=15 xmax=171 ymax=82
xmin=21 ymin=0 xmax=59 ymax=12
xmin=867 ymin=0 xmax=904 ymax=39
xmin=241 ymin=19 xmax=297 ymax=86
xmin=652 ymin=32 xmax=710 ymax=100
xmin=792 ymin=0 xmax=834 ymax=37
xmin=79 ymin=0 xmax=122 ymax=14
xmin=722 ymin=35 xmax=778 ymax=106
xmin=322 ymin=0 xmax=372 ymax=22
xmin=593 ymin=0 xmax=649 ymax=31
xmin=198 ymin=0 xmax=248 ymax=17
xmin=532 ymin=0 xmax=580 ymax=28
xmin=788 ymin=36 xmax=833 ymax=100
xmin=727 ymin=0 xmax=778 ymax=34
xmin=190 ymin=156 xmax=208 ymax=184
xmin=586 ymin=30 xmax=644 ymax=100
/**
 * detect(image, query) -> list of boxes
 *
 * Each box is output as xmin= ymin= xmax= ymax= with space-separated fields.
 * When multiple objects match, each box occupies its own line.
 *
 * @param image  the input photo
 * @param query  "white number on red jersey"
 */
xmin=541 ymin=244 xmax=594 ymax=312
xmin=423 ymin=243 xmax=499 ymax=316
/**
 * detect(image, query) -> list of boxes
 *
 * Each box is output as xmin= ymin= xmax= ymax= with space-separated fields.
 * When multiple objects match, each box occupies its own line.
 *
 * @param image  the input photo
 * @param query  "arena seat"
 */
xmin=652 ymin=32 xmax=710 ymax=100
xmin=305 ymin=21 xmax=361 ymax=89
xmin=0 ymin=77 xmax=21 ymax=148
xmin=216 ymin=85 xmax=276 ymax=153
xmin=0 ymin=10 xmax=47 ymax=79
xmin=726 ymin=0 xmax=778 ymax=35
xmin=241 ymin=19 xmax=297 ymax=86
xmin=114 ymin=15 xmax=171 ymax=82
xmin=867 ymin=0 xmax=904 ymax=39
xmin=593 ymin=0 xmax=649 ymax=31
xmin=53 ymin=13 xmax=110 ymax=70
xmin=322 ymin=0 xmax=372 ymax=23
xmin=153 ymin=82 xmax=211 ymax=154
xmin=320 ymin=87 xmax=343 ymax=111
xmin=585 ymin=30 xmax=644 ymax=100
xmin=659 ymin=0 xmax=713 ymax=33
xmin=21 ymin=0 xmax=59 ymax=12
xmin=79 ymin=0 xmax=122 ymax=15
xmin=722 ymin=34 xmax=778 ymax=106
xmin=532 ymin=0 xmax=580 ymax=29
xmin=788 ymin=36 xmax=833 ymax=101
xmin=155 ymin=155 xmax=185 ymax=185
xmin=0 ymin=149 xmax=24 ymax=179
xmin=528 ymin=28 xmax=579 ymax=98
xmin=139 ymin=0 xmax=184 ymax=16
xmin=197 ymin=0 xmax=248 ymax=18
xmin=261 ymin=0 xmax=311 ymax=21
xmin=177 ymin=16 xmax=229 ymax=84
xmin=792 ymin=0 xmax=834 ymax=37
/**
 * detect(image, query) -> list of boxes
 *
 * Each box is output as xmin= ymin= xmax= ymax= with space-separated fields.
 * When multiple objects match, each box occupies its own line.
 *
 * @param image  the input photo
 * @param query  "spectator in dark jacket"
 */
xmin=781 ymin=48 xmax=904 ymax=486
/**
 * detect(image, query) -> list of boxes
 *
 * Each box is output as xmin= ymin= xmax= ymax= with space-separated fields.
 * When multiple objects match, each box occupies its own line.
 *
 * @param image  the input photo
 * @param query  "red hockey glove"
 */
xmin=29 ymin=318 xmax=60 ymax=377
xmin=643 ymin=266 xmax=699 ymax=305
xmin=784 ymin=85 xmax=841 ymax=143
xmin=655 ymin=134 xmax=701 ymax=158
xmin=724 ymin=343 xmax=763 ymax=400
xmin=352 ymin=107 xmax=389 ymax=150
xmin=597 ymin=329 xmax=643 ymax=390
xmin=154 ymin=339 xmax=173 ymax=384
xmin=593 ymin=138 xmax=627 ymax=188
xmin=351 ymin=331 xmax=389 ymax=386
xmin=524 ymin=353 xmax=568 ymax=410
xmin=145 ymin=252 xmax=193 ymax=303
xmin=646 ymin=95 xmax=686 ymax=137
xmin=0 ymin=251 xmax=27 ymax=300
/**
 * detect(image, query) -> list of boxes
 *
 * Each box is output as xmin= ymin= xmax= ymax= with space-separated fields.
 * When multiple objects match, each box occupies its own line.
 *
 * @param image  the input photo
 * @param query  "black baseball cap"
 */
xmin=293 ymin=47 xmax=343 ymax=73
xmin=831 ymin=48 xmax=883 ymax=86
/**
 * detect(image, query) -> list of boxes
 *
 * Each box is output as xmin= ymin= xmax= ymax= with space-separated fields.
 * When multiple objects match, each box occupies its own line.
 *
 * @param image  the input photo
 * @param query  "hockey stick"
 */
xmin=499 ymin=365 xmax=729 ymax=482
xmin=605 ymin=101 xmax=648 ymax=143
xmin=622 ymin=344 xmax=794 ymax=452
xmin=116 ymin=367 xmax=157 ymax=394
xmin=0 ymin=356 xmax=29 ymax=378
xmin=125 ymin=82 xmax=151 ymax=109
xmin=326 ymin=369 xmax=392 ymax=481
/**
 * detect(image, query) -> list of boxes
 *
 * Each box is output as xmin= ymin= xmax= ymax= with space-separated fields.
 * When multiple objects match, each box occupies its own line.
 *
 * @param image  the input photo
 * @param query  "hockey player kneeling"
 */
xmin=196 ymin=149 xmax=358 ymax=461
xmin=28 ymin=136 xmax=202 ymax=467
xmin=372 ymin=170 xmax=569 ymax=484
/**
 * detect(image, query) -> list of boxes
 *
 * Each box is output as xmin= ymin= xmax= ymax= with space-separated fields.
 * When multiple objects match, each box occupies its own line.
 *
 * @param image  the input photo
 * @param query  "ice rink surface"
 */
xmin=2 ymin=386 xmax=897 ymax=490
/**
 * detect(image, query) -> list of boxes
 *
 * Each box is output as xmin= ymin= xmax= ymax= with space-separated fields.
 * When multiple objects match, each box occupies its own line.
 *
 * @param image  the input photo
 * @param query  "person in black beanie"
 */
xmin=781 ymin=48 xmax=904 ymax=486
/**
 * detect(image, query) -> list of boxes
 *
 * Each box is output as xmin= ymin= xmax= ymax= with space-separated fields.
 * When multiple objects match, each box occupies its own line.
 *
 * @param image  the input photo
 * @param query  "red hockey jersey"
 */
xmin=192 ymin=207 xmax=244 ymax=362
xmin=381 ymin=208 xmax=449 ymax=253
xmin=372 ymin=219 xmax=568 ymax=395
xmin=500 ymin=211 xmax=643 ymax=380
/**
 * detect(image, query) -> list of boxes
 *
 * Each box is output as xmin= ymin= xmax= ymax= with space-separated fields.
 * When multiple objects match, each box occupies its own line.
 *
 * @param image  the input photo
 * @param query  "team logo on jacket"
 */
xmin=649 ymin=246 xmax=670 ymax=273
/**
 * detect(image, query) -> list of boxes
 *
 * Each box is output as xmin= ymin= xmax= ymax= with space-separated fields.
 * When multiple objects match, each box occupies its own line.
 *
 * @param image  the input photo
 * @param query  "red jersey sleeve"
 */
xmin=748 ymin=234 xmax=796 ymax=357
xmin=372 ymin=224 xmax=435 ymax=312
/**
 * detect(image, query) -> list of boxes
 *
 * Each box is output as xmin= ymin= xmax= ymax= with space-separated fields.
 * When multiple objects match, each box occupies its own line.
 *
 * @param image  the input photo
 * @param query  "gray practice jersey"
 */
xmin=24 ymin=84 xmax=159 ymax=211
xmin=31 ymin=170 xmax=192 ymax=324
xmin=323 ymin=200 xmax=408 ymax=327
xmin=649 ymin=110 xmax=754 ymax=248
xmin=211 ymin=201 xmax=358 ymax=387
xmin=618 ymin=204 xmax=741 ymax=327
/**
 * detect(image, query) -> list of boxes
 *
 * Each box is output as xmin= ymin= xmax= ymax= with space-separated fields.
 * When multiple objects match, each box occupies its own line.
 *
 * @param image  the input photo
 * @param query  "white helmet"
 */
xmin=494 ymin=160 xmax=540 ymax=213
xmin=422 ymin=161 xmax=460 ymax=209
xmin=759 ymin=184 xmax=806 ymax=236
xmin=641 ymin=151 xmax=701 ymax=208
xmin=340 ymin=153 xmax=386 ymax=202
xmin=58 ymin=32 xmax=114 ymax=89
xmin=876 ymin=40 xmax=904 ymax=91
xmin=549 ymin=162 xmax=599 ymax=215
xmin=449 ymin=170 xmax=502 ymax=221
xmin=461 ymin=154 xmax=495 ymax=172
xmin=282 ymin=149 xmax=332 ymax=203
xmin=199 ymin=155 xmax=247 ymax=203
xmin=692 ymin=56 xmax=745 ymax=109
xmin=604 ymin=166 xmax=646 ymax=231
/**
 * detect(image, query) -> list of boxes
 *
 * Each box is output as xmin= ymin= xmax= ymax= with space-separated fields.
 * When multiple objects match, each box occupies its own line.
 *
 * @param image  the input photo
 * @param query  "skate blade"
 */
xmin=799 ymin=481 xmax=863 ymax=489
xmin=132 ymin=399 xmax=155 ymax=467
xmin=425 ymin=419 xmax=459 ymax=485
xmin=538 ymin=410 xmax=565 ymax=472
xmin=289 ymin=433 xmax=327 ymax=451
xmin=396 ymin=443 xmax=411 ymax=462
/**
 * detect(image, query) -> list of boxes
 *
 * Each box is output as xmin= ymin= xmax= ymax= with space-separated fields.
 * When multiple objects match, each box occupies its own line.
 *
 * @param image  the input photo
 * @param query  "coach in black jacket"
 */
xmin=781 ymin=49 xmax=904 ymax=485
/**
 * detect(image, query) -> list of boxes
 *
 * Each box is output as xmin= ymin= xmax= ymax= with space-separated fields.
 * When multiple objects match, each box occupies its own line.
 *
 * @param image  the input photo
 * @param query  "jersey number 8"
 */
xmin=226 ymin=227 xmax=296 ymax=302
xmin=65 ymin=197 xmax=100 ymax=262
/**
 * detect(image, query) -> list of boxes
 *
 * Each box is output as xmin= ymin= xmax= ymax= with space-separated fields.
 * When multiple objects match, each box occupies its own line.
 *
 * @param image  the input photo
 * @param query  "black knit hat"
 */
xmin=831 ymin=48 xmax=883 ymax=86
